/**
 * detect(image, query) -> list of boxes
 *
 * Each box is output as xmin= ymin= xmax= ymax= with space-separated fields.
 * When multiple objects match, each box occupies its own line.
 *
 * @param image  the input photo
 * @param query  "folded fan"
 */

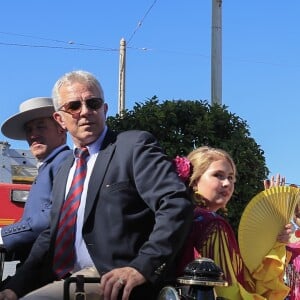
xmin=238 ymin=186 xmax=300 ymax=273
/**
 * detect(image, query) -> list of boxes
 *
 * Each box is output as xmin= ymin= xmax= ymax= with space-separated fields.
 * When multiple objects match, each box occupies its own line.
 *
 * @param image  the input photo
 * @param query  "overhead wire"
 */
xmin=0 ymin=31 xmax=118 ymax=52
xmin=0 ymin=41 xmax=117 ymax=51
xmin=126 ymin=0 xmax=158 ymax=46
xmin=0 ymin=7 xmax=299 ymax=68
xmin=0 ymin=0 xmax=161 ymax=52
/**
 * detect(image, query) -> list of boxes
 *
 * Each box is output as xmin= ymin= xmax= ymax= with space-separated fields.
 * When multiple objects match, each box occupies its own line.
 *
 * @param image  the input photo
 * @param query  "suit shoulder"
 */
xmin=57 ymin=148 xmax=73 ymax=159
xmin=46 ymin=149 xmax=73 ymax=175
xmin=55 ymin=148 xmax=72 ymax=160
xmin=116 ymin=130 xmax=155 ymax=142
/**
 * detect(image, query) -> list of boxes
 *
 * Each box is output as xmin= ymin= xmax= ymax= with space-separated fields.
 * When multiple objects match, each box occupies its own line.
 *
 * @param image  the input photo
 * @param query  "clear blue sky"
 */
xmin=0 ymin=1 xmax=299 ymax=185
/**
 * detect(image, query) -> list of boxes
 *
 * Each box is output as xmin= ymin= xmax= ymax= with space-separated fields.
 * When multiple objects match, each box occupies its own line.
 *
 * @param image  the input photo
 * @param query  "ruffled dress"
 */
xmin=286 ymin=241 xmax=300 ymax=299
xmin=177 ymin=206 xmax=290 ymax=300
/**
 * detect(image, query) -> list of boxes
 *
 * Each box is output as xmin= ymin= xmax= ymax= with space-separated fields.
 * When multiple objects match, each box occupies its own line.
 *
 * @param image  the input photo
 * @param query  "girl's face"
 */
xmin=196 ymin=159 xmax=235 ymax=212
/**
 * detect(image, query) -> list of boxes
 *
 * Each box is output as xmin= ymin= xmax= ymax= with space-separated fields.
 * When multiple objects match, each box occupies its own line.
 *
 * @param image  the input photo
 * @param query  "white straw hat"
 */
xmin=1 ymin=97 xmax=55 ymax=140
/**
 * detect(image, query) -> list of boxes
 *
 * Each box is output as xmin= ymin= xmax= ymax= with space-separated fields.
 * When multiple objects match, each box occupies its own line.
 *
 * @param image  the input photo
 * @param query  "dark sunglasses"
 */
xmin=58 ymin=98 xmax=103 ymax=116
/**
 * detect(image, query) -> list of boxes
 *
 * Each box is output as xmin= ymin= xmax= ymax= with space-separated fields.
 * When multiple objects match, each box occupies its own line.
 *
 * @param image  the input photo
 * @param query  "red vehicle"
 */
xmin=0 ymin=183 xmax=30 ymax=227
xmin=0 ymin=141 xmax=37 ymax=228
xmin=0 ymin=142 xmax=36 ymax=279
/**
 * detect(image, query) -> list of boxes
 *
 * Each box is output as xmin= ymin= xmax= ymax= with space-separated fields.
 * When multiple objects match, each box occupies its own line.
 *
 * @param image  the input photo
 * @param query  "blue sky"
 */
xmin=0 ymin=1 xmax=299 ymax=185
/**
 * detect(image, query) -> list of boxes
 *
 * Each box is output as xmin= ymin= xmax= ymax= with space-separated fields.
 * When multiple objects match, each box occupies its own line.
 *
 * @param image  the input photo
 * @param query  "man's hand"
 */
xmin=0 ymin=289 xmax=18 ymax=300
xmin=100 ymin=267 xmax=146 ymax=300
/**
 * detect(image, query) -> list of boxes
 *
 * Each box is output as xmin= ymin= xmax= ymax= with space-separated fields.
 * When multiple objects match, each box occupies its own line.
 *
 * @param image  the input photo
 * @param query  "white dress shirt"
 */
xmin=69 ymin=126 xmax=107 ymax=272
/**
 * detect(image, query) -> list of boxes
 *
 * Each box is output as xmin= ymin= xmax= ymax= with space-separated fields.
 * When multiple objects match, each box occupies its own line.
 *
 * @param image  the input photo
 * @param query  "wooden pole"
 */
xmin=118 ymin=38 xmax=126 ymax=115
xmin=211 ymin=0 xmax=222 ymax=105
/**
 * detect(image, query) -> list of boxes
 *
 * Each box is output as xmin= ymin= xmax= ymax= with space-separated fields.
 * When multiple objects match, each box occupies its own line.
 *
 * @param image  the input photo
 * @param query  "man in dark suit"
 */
xmin=0 ymin=71 xmax=193 ymax=300
xmin=0 ymin=97 xmax=71 ymax=263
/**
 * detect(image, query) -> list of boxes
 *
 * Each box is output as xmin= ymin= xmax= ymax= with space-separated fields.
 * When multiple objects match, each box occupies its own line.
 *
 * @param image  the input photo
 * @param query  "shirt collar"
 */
xmin=72 ymin=125 xmax=108 ymax=157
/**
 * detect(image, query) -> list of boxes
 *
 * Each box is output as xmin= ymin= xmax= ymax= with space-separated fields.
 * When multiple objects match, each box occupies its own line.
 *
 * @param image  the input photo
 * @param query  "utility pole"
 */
xmin=211 ymin=0 xmax=222 ymax=105
xmin=118 ymin=38 xmax=126 ymax=115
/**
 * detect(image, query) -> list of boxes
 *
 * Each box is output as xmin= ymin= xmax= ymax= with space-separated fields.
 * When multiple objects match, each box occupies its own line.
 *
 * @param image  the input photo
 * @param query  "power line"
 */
xmin=0 ymin=30 xmax=299 ymax=69
xmin=126 ymin=0 xmax=159 ymax=45
xmin=0 ymin=31 xmax=118 ymax=51
xmin=0 ymin=41 xmax=117 ymax=51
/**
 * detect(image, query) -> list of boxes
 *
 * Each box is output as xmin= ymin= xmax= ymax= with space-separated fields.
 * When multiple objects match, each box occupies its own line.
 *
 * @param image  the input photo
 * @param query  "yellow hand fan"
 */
xmin=238 ymin=186 xmax=300 ymax=273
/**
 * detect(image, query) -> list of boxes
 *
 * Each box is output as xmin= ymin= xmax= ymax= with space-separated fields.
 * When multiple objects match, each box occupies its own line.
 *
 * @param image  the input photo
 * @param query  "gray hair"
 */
xmin=52 ymin=70 xmax=105 ymax=111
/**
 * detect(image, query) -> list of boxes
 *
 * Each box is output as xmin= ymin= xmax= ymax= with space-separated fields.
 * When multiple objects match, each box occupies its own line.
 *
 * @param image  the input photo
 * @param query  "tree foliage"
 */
xmin=107 ymin=97 xmax=269 ymax=232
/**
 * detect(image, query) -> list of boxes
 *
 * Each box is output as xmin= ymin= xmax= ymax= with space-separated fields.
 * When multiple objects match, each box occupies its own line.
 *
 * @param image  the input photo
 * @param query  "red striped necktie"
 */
xmin=53 ymin=147 xmax=89 ymax=279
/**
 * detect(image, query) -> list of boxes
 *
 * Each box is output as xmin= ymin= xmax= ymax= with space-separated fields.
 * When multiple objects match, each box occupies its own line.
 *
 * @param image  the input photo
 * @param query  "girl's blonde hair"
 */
xmin=187 ymin=146 xmax=237 ymax=191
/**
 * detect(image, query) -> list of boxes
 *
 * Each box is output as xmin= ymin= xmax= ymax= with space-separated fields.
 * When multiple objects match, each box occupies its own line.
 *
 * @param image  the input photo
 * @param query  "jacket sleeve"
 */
xmin=123 ymin=131 xmax=193 ymax=283
xmin=1 ymin=148 xmax=71 ymax=252
xmin=3 ymin=227 xmax=55 ymax=297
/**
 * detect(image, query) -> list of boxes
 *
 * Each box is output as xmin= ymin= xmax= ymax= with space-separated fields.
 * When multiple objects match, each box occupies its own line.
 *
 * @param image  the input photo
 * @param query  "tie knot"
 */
xmin=75 ymin=147 xmax=89 ymax=159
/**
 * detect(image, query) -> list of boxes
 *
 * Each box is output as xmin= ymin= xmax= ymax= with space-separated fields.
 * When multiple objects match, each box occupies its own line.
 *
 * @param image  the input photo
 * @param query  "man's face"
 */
xmin=25 ymin=117 xmax=65 ymax=160
xmin=53 ymin=81 xmax=107 ymax=147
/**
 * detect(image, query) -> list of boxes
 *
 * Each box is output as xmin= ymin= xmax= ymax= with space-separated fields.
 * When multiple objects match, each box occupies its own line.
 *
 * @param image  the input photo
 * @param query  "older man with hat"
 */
xmin=0 ymin=97 xmax=71 ymax=263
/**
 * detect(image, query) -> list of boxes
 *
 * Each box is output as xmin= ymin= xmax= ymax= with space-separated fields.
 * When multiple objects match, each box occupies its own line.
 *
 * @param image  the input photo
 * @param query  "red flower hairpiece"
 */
xmin=173 ymin=156 xmax=191 ymax=182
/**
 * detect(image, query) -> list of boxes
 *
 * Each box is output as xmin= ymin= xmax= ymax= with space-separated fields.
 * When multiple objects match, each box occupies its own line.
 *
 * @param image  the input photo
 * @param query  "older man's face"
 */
xmin=54 ymin=81 xmax=107 ymax=148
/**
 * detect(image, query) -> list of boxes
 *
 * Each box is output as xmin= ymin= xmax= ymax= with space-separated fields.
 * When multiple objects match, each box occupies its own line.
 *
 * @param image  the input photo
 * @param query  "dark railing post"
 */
xmin=158 ymin=257 xmax=228 ymax=300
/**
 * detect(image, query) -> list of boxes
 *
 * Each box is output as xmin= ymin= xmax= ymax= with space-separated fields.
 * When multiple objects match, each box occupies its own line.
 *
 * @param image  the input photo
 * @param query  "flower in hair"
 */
xmin=173 ymin=156 xmax=191 ymax=182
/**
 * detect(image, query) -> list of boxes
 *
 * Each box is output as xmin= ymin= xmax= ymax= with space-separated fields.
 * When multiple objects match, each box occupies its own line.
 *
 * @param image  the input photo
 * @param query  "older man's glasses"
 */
xmin=58 ymin=98 xmax=103 ymax=116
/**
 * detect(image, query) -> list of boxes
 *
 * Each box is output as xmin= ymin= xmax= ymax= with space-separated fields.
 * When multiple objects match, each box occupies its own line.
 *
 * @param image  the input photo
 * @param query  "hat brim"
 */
xmin=1 ymin=106 xmax=55 ymax=140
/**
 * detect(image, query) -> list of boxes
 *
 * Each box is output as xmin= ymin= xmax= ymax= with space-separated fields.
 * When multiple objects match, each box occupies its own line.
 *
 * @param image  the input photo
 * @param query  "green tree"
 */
xmin=107 ymin=97 xmax=268 ymax=233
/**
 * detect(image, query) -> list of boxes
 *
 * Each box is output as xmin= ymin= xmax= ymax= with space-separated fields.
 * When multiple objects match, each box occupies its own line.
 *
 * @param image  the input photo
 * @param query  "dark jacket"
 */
xmin=4 ymin=130 xmax=193 ymax=299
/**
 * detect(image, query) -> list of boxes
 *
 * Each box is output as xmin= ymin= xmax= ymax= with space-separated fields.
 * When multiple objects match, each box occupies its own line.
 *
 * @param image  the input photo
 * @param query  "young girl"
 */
xmin=175 ymin=146 xmax=292 ymax=299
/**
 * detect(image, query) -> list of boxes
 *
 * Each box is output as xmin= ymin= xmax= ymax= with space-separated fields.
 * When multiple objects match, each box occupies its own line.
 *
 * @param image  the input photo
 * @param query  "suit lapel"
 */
xmin=52 ymin=155 xmax=74 ymax=225
xmin=84 ymin=130 xmax=117 ymax=222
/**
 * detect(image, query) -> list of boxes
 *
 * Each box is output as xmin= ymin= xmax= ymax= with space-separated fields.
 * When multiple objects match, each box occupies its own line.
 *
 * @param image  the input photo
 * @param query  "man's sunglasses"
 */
xmin=58 ymin=98 xmax=103 ymax=116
